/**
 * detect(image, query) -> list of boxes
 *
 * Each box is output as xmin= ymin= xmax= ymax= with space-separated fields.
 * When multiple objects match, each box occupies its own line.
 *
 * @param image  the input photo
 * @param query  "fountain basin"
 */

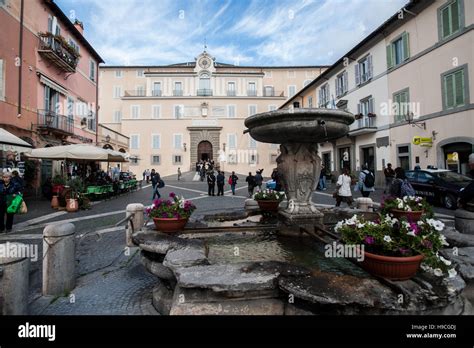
xmin=244 ymin=108 xmax=354 ymax=143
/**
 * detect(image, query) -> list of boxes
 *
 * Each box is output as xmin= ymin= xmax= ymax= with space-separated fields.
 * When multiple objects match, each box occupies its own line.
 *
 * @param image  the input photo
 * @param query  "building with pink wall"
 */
xmin=0 ymin=0 xmax=104 ymax=185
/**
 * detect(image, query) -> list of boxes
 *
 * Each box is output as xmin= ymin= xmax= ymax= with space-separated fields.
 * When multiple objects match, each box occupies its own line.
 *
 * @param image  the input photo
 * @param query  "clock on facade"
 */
xmin=199 ymin=58 xmax=211 ymax=69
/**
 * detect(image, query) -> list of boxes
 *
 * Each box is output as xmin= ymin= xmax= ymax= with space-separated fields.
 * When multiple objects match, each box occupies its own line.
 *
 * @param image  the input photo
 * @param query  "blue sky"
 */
xmin=56 ymin=0 xmax=408 ymax=66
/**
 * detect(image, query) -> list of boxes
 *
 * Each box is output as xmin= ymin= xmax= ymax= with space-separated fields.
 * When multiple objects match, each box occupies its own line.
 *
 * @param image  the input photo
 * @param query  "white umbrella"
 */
xmin=0 ymin=128 xmax=33 ymax=153
xmin=25 ymin=144 xmax=128 ymax=162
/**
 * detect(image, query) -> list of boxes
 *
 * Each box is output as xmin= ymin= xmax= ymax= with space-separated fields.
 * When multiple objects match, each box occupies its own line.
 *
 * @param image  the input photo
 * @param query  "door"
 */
xmin=361 ymin=146 xmax=375 ymax=174
xmin=198 ymin=141 xmax=213 ymax=162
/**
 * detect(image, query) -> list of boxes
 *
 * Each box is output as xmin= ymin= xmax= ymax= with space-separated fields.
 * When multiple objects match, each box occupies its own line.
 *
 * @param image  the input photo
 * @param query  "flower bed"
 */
xmin=146 ymin=192 xmax=196 ymax=220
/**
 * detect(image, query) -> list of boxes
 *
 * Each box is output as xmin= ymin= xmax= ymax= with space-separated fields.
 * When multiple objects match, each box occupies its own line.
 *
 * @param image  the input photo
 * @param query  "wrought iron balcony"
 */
xmin=348 ymin=116 xmax=377 ymax=136
xmin=37 ymin=110 xmax=74 ymax=135
xmin=152 ymin=90 xmax=162 ymax=97
xmin=226 ymin=90 xmax=236 ymax=97
xmin=247 ymin=90 xmax=257 ymax=97
xmin=124 ymin=90 xmax=146 ymax=97
xmin=173 ymin=90 xmax=184 ymax=96
xmin=197 ymin=89 xmax=213 ymax=96
xmin=38 ymin=32 xmax=80 ymax=73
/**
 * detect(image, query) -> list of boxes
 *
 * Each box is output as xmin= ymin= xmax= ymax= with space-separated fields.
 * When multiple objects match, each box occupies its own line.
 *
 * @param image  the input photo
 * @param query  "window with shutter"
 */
xmin=152 ymin=134 xmax=161 ymax=149
xmin=386 ymin=45 xmax=394 ymax=69
xmin=402 ymin=32 xmax=410 ymax=61
xmin=439 ymin=0 xmax=463 ymax=40
xmin=355 ymin=64 xmax=361 ymax=86
xmin=367 ymin=55 xmax=373 ymax=80
xmin=152 ymin=105 xmax=161 ymax=119
xmin=442 ymin=67 xmax=467 ymax=110
xmin=113 ymin=111 xmax=122 ymax=123
xmin=343 ymin=72 xmax=348 ymax=94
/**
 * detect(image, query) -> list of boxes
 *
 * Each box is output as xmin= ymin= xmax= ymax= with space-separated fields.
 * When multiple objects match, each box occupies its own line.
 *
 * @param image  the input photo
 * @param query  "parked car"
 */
xmin=266 ymin=179 xmax=276 ymax=190
xmin=405 ymin=169 xmax=472 ymax=209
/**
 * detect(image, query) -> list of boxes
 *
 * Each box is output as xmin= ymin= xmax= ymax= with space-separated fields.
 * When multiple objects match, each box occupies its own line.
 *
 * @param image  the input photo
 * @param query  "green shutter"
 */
xmin=454 ymin=70 xmax=464 ymax=106
xmin=442 ymin=7 xmax=451 ymax=38
xmin=402 ymin=32 xmax=410 ymax=61
xmin=445 ymin=74 xmax=455 ymax=108
xmin=451 ymin=0 xmax=460 ymax=33
xmin=386 ymin=45 xmax=394 ymax=69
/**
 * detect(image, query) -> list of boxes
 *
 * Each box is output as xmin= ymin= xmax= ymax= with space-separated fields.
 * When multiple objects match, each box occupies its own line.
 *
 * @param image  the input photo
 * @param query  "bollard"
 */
xmin=43 ymin=223 xmax=75 ymax=296
xmin=126 ymin=203 xmax=144 ymax=247
xmin=0 ymin=242 xmax=30 ymax=314
xmin=454 ymin=209 xmax=474 ymax=235
xmin=356 ymin=197 xmax=374 ymax=212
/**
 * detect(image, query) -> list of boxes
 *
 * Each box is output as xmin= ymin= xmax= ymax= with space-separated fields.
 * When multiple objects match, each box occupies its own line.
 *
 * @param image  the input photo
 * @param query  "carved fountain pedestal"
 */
xmin=244 ymin=108 xmax=354 ymax=226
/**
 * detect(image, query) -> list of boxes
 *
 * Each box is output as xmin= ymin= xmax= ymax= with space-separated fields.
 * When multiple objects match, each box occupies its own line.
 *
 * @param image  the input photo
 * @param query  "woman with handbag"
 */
xmin=0 ymin=172 xmax=22 ymax=233
xmin=334 ymin=167 xmax=354 ymax=208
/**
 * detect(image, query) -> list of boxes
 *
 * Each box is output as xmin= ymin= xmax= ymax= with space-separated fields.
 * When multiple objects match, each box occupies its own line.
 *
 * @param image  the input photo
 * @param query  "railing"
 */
xmin=263 ymin=89 xmax=285 ymax=97
xmin=197 ymin=89 xmax=213 ymax=96
xmin=173 ymin=90 xmax=184 ymax=96
xmin=356 ymin=116 xmax=376 ymax=129
xmin=38 ymin=32 xmax=79 ymax=72
xmin=226 ymin=90 xmax=236 ymax=97
xmin=37 ymin=110 xmax=74 ymax=135
xmin=124 ymin=90 xmax=146 ymax=97
xmin=247 ymin=90 xmax=257 ymax=97
xmin=152 ymin=90 xmax=162 ymax=97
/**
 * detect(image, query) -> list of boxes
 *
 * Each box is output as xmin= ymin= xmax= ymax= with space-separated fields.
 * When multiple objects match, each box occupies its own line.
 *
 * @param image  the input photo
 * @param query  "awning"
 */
xmin=0 ymin=128 xmax=33 ymax=153
xmin=25 ymin=144 xmax=128 ymax=162
xmin=39 ymin=73 xmax=68 ymax=95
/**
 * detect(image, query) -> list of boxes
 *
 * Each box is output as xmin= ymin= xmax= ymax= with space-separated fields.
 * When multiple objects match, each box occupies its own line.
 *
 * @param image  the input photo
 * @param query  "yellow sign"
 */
xmin=412 ymin=136 xmax=433 ymax=146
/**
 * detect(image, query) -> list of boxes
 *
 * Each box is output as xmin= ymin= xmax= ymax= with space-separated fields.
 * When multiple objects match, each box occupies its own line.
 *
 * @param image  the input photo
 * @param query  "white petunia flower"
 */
xmin=398 ymin=203 xmax=404 ymax=209
xmin=448 ymin=268 xmax=457 ymax=278
xmin=427 ymin=219 xmax=445 ymax=232
xmin=433 ymin=268 xmax=443 ymax=277
xmin=438 ymin=234 xmax=449 ymax=246
xmin=383 ymin=235 xmax=392 ymax=243
xmin=407 ymin=230 xmax=417 ymax=237
xmin=357 ymin=223 xmax=365 ymax=228
xmin=439 ymin=255 xmax=452 ymax=266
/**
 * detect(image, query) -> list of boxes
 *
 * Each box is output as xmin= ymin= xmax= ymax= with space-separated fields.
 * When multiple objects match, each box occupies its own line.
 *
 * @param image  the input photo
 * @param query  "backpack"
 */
xmin=158 ymin=179 xmax=165 ymax=188
xmin=228 ymin=176 xmax=233 ymax=185
xmin=400 ymin=179 xmax=415 ymax=197
xmin=363 ymin=170 xmax=375 ymax=188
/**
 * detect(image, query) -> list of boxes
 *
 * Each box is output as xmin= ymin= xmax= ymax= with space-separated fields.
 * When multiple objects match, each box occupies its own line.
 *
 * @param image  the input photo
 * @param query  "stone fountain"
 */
xmin=244 ymin=108 xmax=354 ymax=224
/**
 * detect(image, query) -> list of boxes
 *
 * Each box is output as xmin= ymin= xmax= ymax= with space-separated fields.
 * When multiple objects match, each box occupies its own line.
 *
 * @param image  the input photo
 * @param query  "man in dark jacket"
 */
xmin=207 ymin=171 xmax=216 ymax=196
xmin=216 ymin=171 xmax=225 ymax=196
xmin=254 ymin=170 xmax=263 ymax=192
xmin=230 ymin=172 xmax=238 ymax=195
xmin=0 ymin=172 xmax=22 ymax=233
xmin=151 ymin=170 xmax=161 ymax=200
xmin=246 ymin=172 xmax=256 ymax=197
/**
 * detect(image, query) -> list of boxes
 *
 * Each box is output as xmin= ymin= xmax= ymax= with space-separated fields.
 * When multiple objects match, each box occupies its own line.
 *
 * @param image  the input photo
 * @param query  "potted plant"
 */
xmin=253 ymin=189 xmax=285 ymax=212
xmin=65 ymin=178 xmax=84 ymax=212
xmin=381 ymin=196 xmax=433 ymax=222
xmin=146 ymin=192 xmax=196 ymax=233
xmin=336 ymin=214 xmax=457 ymax=280
xmin=354 ymin=113 xmax=363 ymax=120
xmin=367 ymin=112 xmax=377 ymax=117
xmin=52 ymin=175 xmax=66 ymax=194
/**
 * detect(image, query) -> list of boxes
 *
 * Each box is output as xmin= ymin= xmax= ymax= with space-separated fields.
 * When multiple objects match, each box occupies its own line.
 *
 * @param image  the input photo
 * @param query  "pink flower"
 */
xmin=364 ymin=236 xmax=375 ymax=245
xmin=169 ymin=192 xmax=176 ymax=198
xmin=409 ymin=222 xmax=420 ymax=235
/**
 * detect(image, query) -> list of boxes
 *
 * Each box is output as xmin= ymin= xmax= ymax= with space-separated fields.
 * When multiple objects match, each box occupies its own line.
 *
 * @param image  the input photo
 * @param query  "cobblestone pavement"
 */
xmin=5 ymin=170 xmax=456 ymax=315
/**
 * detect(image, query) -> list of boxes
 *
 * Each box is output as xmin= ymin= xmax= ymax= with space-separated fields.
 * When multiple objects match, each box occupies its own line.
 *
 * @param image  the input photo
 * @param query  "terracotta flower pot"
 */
xmin=257 ymin=200 xmax=280 ymax=212
xmin=360 ymin=251 xmax=424 ymax=280
xmin=66 ymin=198 xmax=79 ymax=212
xmin=153 ymin=217 xmax=188 ymax=233
xmin=390 ymin=209 xmax=424 ymax=222
xmin=51 ymin=196 xmax=59 ymax=209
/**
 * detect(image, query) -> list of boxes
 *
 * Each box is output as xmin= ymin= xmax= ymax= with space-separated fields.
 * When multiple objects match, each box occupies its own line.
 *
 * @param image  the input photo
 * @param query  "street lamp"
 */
xmin=404 ymin=112 xmax=426 ymax=130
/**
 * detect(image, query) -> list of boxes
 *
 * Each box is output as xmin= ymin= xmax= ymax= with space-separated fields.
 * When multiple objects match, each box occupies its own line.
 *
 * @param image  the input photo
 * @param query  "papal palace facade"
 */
xmin=99 ymin=50 xmax=328 ymax=176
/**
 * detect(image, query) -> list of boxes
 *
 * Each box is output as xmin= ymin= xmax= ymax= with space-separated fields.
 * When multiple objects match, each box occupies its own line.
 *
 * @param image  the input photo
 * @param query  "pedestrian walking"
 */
xmin=383 ymin=163 xmax=395 ymax=194
xmin=334 ymin=167 xmax=354 ymax=208
xmin=207 ymin=171 xmax=216 ymax=196
xmin=271 ymin=168 xmax=282 ymax=191
xmin=0 ymin=172 xmax=22 ymax=233
xmin=246 ymin=172 xmax=256 ymax=197
xmin=151 ymin=171 xmax=161 ymax=200
xmin=216 ymin=171 xmax=225 ymax=196
xmin=254 ymin=170 xmax=263 ymax=192
xmin=177 ymin=167 xmax=182 ymax=181
xmin=358 ymin=165 xmax=375 ymax=198
xmin=389 ymin=167 xmax=415 ymax=198
xmin=229 ymin=171 xmax=238 ymax=195
xmin=145 ymin=169 xmax=151 ymax=183
xmin=318 ymin=164 xmax=327 ymax=190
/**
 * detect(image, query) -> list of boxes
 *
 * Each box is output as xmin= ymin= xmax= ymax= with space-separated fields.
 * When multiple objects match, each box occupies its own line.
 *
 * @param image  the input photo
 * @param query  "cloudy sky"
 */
xmin=56 ymin=0 xmax=408 ymax=66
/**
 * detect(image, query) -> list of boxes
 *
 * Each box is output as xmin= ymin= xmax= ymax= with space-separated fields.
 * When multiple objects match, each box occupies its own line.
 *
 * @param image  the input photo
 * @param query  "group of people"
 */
xmin=0 ymin=170 xmax=24 ymax=233
xmin=205 ymin=170 xmax=241 ymax=196
xmin=197 ymin=160 xmax=217 ymax=182
xmin=334 ymin=164 xmax=415 ymax=208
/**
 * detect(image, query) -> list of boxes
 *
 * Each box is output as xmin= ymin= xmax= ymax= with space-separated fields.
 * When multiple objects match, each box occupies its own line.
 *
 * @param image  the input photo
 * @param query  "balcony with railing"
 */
xmin=263 ymin=89 xmax=285 ymax=97
xmin=247 ymin=90 xmax=257 ymax=97
xmin=37 ymin=109 xmax=74 ymax=135
xmin=226 ymin=90 xmax=236 ymax=97
xmin=348 ymin=115 xmax=377 ymax=136
xmin=152 ymin=90 xmax=162 ymax=97
xmin=124 ymin=90 xmax=146 ymax=97
xmin=197 ymin=89 xmax=213 ymax=96
xmin=38 ymin=32 xmax=80 ymax=73
xmin=173 ymin=90 xmax=184 ymax=97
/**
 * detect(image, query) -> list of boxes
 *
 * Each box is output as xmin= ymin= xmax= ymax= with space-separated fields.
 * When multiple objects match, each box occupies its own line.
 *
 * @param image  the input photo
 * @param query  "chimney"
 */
xmin=74 ymin=19 xmax=84 ymax=35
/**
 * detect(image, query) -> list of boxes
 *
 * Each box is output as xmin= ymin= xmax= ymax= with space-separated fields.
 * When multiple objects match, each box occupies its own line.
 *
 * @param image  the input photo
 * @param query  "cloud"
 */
xmin=56 ymin=0 xmax=408 ymax=66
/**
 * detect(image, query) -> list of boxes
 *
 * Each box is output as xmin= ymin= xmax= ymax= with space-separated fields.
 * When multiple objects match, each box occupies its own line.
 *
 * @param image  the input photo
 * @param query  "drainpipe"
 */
xmin=95 ymin=63 xmax=99 ymax=145
xmin=17 ymin=0 xmax=25 ymax=117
